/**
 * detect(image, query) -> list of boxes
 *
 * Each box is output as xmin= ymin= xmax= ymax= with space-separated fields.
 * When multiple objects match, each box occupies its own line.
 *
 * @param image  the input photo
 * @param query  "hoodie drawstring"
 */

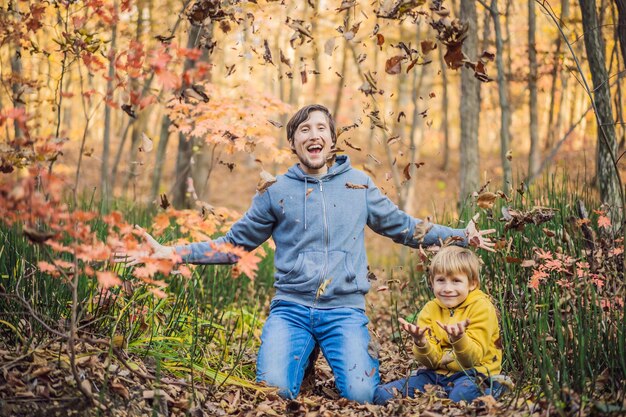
xmin=304 ymin=176 xmax=308 ymax=230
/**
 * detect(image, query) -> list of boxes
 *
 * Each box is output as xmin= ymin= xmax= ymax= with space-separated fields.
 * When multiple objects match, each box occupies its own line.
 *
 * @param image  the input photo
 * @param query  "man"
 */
xmin=121 ymin=104 xmax=494 ymax=403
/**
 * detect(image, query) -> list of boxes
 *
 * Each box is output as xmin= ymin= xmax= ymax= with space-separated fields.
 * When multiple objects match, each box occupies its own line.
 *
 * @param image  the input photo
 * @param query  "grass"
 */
xmin=397 ymin=173 xmax=625 ymax=412
xmin=0 ymin=172 xmax=624 ymax=414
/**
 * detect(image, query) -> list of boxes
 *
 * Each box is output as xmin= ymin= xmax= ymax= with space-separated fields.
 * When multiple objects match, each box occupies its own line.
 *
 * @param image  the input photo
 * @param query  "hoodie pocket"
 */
xmin=321 ymin=251 xmax=358 ymax=297
xmin=276 ymin=251 xmax=324 ymax=293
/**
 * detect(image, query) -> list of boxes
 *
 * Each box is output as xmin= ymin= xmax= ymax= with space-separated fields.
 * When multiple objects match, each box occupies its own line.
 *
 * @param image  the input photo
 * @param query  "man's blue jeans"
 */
xmin=256 ymin=300 xmax=380 ymax=403
xmin=373 ymin=368 xmax=504 ymax=404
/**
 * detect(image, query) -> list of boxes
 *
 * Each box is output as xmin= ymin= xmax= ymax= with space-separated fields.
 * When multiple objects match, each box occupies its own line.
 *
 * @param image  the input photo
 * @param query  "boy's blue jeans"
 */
xmin=373 ymin=368 xmax=504 ymax=404
xmin=256 ymin=300 xmax=380 ymax=403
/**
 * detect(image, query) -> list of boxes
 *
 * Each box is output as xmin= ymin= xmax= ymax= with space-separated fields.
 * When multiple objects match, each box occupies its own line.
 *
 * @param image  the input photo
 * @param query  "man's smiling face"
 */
xmin=290 ymin=110 xmax=334 ymax=175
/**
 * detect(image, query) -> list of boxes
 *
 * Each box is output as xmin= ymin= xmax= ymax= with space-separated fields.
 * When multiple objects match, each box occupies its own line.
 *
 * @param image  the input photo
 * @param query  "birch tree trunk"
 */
xmin=579 ymin=0 xmax=622 ymax=216
xmin=489 ymin=0 xmax=512 ymax=190
xmin=459 ymin=0 xmax=480 ymax=203
xmin=173 ymin=24 xmax=204 ymax=209
xmin=527 ymin=0 xmax=540 ymax=178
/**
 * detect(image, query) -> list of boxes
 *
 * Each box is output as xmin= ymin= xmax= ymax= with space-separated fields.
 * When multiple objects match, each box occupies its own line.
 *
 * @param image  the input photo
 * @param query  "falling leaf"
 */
xmin=324 ymin=37 xmax=336 ymax=56
xmin=542 ymin=228 xmax=555 ymax=237
xmin=376 ymin=33 xmax=385 ymax=47
xmin=154 ymin=34 xmax=175 ymax=43
xmin=316 ymin=278 xmax=332 ymax=299
xmin=121 ymin=104 xmax=137 ymax=119
xmin=521 ymin=259 xmax=536 ymax=268
xmin=344 ymin=140 xmax=362 ymax=151
xmin=279 ymin=49 xmax=291 ymax=67
xmin=139 ymin=133 xmax=153 ymax=152
xmin=420 ymin=40 xmax=437 ymax=54
xmin=506 ymin=150 xmax=513 ymax=161
xmin=480 ymin=50 xmax=495 ymax=62
xmin=337 ymin=0 xmax=357 ymax=12
xmin=263 ymin=39 xmax=274 ymax=65
xmin=387 ymin=135 xmax=400 ymax=145
xmin=257 ymin=170 xmax=277 ymax=194
xmin=402 ymin=162 xmax=424 ymax=182
xmin=23 ymin=226 xmax=57 ymax=243
xmin=477 ymin=192 xmax=498 ymax=209
xmin=367 ymin=153 xmax=381 ymax=165
xmin=413 ymin=219 xmax=433 ymax=242
xmin=377 ymin=285 xmax=388 ymax=292
xmin=365 ymin=367 xmax=376 ymax=377
xmin=268 ymin=119 xmax=283 ymax=128
xmin=505 ymin=257 xmax=522 ymax=264
xmin=385 ymin=55 xmax=403 ymax=74
xmin=159 ymin=194 xmax=170 ymax=210
xmin=345 ymin=182 xmax=368 ymax=189
xmin=306 ymin=188 xmax=313 ymax=197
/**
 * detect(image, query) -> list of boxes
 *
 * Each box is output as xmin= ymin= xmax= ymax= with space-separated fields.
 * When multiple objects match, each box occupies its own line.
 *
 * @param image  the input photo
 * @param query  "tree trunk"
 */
xmin=617 ymin=0 xmax=626 ymax=65
xmin=489 ymin=0 xmax=512 ymax=190
xmin=545 ymin=0 xmax=571 ymax=151
xmin=10 ymin=49 xmax=23 ymax=140
xmin=122 ymin=0 xmax=145 ymax=196
xmin=438 ymin=46 xmax=450 ymax=171
xmin=459 ymin=0 xmax=480 ymax=203
xmin=173 ymin=24 xmax=205 ymax=209
xmin=101 ymin=6 xmax=117 ymax=206
xmin=150 ymin=115 xmax=171 ymax=202
xmin=579 ymin=0 xmax=622 ymax=216
xmin=527 ymin=0 xmax=540 ymax=179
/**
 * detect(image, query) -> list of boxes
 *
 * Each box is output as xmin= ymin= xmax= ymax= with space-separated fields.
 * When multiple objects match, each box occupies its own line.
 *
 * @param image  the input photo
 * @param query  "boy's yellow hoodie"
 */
xmin=413 ymin=289 xmax=502 ymax=377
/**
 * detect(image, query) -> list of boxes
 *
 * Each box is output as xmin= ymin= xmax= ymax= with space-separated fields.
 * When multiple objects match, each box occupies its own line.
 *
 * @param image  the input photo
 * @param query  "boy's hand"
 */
xmin=398 ymin=317 xmax=429 ymax=347
xmin=436 ymin=318 xmax=470 ymax=343
xmin=465 ymin=213 xmax=496 ymax=252
xmin=113 ymin=225 xmax=176 ymax=266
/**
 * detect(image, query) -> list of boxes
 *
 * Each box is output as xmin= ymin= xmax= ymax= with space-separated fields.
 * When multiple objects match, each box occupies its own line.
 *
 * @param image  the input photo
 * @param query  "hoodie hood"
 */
xmin=285 ymin=154 xmax=352 ymax=230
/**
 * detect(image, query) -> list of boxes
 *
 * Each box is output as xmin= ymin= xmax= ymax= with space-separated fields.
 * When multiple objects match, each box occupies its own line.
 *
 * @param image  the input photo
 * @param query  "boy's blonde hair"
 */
xmin=428 ymin=246 xmax=481 ymax=286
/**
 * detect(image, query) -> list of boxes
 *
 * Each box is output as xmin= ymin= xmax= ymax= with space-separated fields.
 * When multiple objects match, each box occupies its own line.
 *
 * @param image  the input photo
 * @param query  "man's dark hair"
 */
xmin=286 ymin=104 xmax=337 ymax=146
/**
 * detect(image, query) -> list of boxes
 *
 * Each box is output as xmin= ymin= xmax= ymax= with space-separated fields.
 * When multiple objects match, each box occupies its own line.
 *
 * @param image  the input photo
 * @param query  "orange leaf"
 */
xmin=96 ymin=271 xmax=122 ymax=289
xmin=597 ymin=215 xmax=611 ymax=229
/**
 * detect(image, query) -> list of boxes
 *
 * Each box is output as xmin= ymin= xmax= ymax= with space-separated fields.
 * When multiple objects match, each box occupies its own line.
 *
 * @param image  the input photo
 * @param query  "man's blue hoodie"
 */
xmin=176 ymin=155 xmax=466 ymax=310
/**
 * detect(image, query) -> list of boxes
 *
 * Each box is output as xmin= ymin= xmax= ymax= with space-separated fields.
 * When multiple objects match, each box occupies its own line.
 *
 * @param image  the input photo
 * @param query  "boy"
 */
xmin=374 ymin=246 xmax=503 ymax=404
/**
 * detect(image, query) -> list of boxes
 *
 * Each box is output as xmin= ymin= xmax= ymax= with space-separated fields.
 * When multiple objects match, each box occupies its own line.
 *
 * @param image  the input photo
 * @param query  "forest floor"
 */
xmin=0 ymin=288 xmax=601 ymax=417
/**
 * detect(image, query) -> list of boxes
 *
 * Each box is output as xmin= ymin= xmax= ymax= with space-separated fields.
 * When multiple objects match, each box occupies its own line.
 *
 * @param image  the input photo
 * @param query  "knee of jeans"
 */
xmin=344 ymin=384 xmax=375 ymax=404
xmin=257 ymin=371 xmax=299 ymax=400
xmin=373 ymin=384 xmax=396 ymax=405
xmin=449 ymin=380 xmax=481 ymax=403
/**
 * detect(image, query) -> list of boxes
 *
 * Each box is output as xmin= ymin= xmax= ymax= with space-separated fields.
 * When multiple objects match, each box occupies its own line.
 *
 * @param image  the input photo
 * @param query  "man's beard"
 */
xmin=300 ymin=157 xmax=327 ymax=171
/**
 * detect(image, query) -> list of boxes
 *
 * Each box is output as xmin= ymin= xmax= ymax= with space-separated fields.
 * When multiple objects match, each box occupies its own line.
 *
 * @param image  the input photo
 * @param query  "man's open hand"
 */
xmin=465 ymin=213 xmax=496 ymax=252
xmin=112 ymin=225 xmax=176 ymax=266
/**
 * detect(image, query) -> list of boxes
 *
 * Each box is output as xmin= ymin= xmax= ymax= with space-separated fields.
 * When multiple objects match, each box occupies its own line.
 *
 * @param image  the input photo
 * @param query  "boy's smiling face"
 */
xmin=432 ymin=272 xmax=477 ymax=309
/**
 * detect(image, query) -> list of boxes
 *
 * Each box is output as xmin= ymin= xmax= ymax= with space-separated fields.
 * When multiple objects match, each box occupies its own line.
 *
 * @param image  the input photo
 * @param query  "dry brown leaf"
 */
xmin=477 ymin=192 xmax=498 ymax=209
xmin=521 ymin=259 xmax=536 ymax=267
xmin=385 ymin=55 xmax=404 ymax=74
xmin=111 ymin=380 xmax=130 ymax=400
xmin=413 ymin=219 xmax=433 ymax=242
xmin=257 ymin=170 xmax=277 ymax=194
xmin=345 ymin=182 xmax=368 ymax=189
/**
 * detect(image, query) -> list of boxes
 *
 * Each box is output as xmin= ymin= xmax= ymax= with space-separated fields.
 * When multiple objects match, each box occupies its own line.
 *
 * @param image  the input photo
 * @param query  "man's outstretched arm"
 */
xmin=365 ymin=179 xmax=495 ymax=251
